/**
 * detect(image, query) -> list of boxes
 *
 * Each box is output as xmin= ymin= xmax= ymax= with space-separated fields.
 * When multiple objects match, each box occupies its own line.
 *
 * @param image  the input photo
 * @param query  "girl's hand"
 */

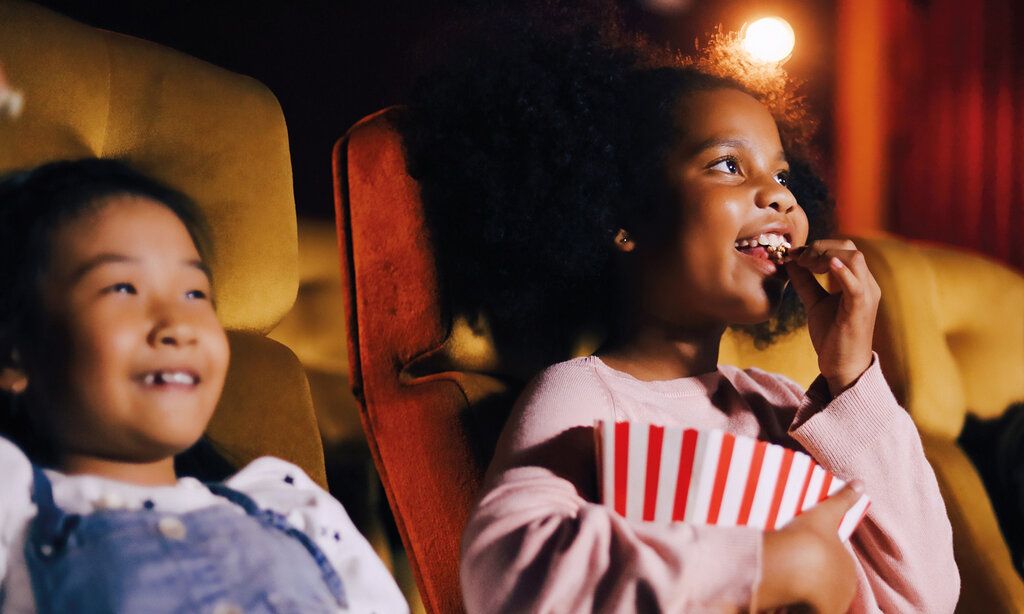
xmin=784 ymin=240 xmax=881 ymax=397
xmin=756 ymin=482 xmax=863 ymax=613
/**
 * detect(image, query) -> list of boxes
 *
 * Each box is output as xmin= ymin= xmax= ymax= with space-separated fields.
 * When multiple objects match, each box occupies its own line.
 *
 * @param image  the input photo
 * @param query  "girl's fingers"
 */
xmin=795 ymin=239 xmax=857 ymax=264
xmin=796 ymin=245 xmax=867 ymax=277
xmin=788 ymin=241 xmax=880 ymax=300
xmin=826 ymin=256 xmax=866 ymax=307
xmin=785 ymin=258 xmax=828 ymax=308
xmin=804 ymin=239 xmax=859 ymax=251
xmin=795 ymin=250 xmax=849 ymax=275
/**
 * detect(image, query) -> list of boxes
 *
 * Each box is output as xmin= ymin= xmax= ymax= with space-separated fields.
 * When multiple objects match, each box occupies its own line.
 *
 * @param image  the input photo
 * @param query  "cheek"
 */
xmin=66 ymin=317 xmax=140 ymax=397
xmin=793 ymin=208 xmax=811 ymax=244
xmin=76 ymin=312 xmax=138 ymax=363
xmin=202 ymin=320 xmax=230 ymax=385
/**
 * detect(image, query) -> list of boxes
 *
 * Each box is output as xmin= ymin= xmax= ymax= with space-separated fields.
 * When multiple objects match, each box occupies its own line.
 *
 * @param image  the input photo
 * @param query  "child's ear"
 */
xmin=1 ymin=349 xmax=28 ymax=394
xmin=612 ymin=228 xmax=636 ymax=253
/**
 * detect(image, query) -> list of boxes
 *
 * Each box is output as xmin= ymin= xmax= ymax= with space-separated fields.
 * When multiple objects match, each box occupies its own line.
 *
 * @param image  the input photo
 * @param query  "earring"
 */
xmin=620 ymin=234 xmax=630 ymax=244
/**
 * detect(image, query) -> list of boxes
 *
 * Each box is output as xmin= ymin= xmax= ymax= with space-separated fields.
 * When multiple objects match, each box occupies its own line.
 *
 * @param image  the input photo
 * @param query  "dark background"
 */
xmin=36 ymin=0 xmax=838 ymax=220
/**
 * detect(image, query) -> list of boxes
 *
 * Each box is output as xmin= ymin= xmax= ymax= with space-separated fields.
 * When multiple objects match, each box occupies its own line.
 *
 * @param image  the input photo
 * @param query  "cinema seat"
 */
xmin=857 ymin=236 xmax=1024 ymax=613
xmin=334 ymin=110 xmax=1023 ymax=612
xmin=0 ymin=0 xmax=325 ymax=485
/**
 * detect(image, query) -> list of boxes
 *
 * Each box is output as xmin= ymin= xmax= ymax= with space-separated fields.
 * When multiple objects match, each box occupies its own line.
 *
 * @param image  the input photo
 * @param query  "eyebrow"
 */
xmin=691 ymin=137 xmax=787 ymax=162
xmin=70 ymin=253 xmax=212 ymax=284
xmin=188 ymin=259 xmax=213 ymax=281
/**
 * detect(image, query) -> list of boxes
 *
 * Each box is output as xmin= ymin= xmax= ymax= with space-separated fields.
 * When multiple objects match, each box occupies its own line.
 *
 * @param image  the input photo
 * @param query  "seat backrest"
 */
xmin=0 ymin=0 xmax=325 ymax=484
xmin=859 ymin=235 xmax=1024 ymax=440
xmin=335 ymin=110 xmax=837 ymax=612
xmin=857 ymin=236 xmax=1024 ymax=611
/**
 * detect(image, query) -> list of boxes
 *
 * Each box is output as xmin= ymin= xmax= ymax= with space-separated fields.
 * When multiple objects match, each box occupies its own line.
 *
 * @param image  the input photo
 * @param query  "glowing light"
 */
xmin=741 ymin=17 xmax=795 ymax=64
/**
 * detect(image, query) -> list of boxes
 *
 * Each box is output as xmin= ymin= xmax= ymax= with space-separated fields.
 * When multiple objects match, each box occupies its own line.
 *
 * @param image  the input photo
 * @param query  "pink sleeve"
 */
xmin=774 ymin=354 xmax=961 ymax=613
xmin=460 ymin=363 xmax=764 ymax=613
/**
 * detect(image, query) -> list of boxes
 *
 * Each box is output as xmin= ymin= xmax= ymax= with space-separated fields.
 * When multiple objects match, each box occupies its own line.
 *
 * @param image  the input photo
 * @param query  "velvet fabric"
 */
xmin=0 ymin=1 xmax=325 ymax=487
xmin=0 ymin=0 xmax=298 ymax=333
xmin=335 ymin=110 xmax=490 ymax=614
xmin=859 ymin=236 xmax=1024 ymax=612
xmin=335 ymin=111 xmax=1023 ymax=612
xmin=887 ymin=0 xmax=1023 ymax=272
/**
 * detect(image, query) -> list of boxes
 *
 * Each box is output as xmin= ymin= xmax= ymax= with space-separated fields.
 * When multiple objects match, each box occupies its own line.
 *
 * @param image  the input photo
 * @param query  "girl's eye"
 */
xmin=710 ymin=157 xmax=740 ymax=174
xmin=107 ymin=282 xmax=137 ymax=295
xmin=185 ymin=289 xmax=208 ymax=301
xmin=776 ymin=171 xmax=790 ymax=187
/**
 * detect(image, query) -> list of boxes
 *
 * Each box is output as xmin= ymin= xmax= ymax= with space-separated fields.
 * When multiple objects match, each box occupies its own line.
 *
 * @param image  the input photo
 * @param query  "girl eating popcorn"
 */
xmin=402 ymin=8 xmax=960 ymax=613
xmin=0 ymin=159 xmax=407 ymax=613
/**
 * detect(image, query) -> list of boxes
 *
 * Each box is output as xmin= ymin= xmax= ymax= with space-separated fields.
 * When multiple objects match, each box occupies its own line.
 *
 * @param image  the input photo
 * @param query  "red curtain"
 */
xmin=886 ymin=0 xmax=1023 ymax=270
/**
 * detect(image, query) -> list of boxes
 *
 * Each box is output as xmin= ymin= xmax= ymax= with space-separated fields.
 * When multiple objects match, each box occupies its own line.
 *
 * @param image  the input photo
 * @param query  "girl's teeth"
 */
xmin=143 ymin=371 xmax=196 ymax=385
xmin=736 ymin=233 xmax=787 ymax=249
xmin=168 ymin=372 xmax=195 ymax=385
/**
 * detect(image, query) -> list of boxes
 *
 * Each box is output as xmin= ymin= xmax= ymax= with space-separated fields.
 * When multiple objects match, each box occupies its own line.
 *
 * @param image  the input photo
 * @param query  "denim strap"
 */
xmin=29 ymin=465 xmax=79 ymax=552
xmin=207 ymin=483 xmax=348 ymax=608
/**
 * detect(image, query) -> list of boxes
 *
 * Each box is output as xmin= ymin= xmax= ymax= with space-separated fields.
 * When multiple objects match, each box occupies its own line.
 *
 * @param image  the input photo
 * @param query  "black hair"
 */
xmin=0 ymin=157 xmax=210 ymax=457
xmin=400 ymin=5 xmax=833 ymax=354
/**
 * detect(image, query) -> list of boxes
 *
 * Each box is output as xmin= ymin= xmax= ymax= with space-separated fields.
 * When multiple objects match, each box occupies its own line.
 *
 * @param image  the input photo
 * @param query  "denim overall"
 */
xmin=24 ymin=466 xmax=348 ymax=613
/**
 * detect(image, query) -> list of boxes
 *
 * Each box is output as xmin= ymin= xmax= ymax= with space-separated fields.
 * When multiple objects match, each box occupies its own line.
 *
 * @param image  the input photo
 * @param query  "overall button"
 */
xmin=157 ymin=516 xmax=187 ymax=540
xmin=95 ymin=492 xmax=125 ymax=510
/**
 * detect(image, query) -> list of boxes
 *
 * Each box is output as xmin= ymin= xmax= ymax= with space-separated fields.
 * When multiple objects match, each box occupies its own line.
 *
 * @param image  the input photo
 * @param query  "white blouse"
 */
xmin=0 ymin=437 xmax=408 ymax=613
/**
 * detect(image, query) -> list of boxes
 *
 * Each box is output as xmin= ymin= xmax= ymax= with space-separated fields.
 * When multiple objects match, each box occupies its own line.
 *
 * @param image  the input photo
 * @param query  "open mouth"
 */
xmin=734 ymin=232 xmax=792 ymax=265
xmin=138 ymin=370 xmax=201 ymax=387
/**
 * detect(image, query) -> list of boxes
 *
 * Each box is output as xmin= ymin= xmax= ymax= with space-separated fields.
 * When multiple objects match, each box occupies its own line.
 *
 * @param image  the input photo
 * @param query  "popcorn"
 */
xmin=595 ymin=421 xmax=870 ymax=541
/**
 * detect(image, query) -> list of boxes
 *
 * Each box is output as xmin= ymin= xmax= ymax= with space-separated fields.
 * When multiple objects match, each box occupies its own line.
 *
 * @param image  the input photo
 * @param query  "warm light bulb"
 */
xmin=741 ymin=17 xmax=795 ymax=64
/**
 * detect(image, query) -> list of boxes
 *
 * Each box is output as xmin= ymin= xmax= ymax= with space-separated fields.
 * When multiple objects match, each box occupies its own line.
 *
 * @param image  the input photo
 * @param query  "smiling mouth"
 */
xmin=139 ymin=370 xmax=201 ymax=387
xmin=734 ymin=232 xmax=792 ymax=265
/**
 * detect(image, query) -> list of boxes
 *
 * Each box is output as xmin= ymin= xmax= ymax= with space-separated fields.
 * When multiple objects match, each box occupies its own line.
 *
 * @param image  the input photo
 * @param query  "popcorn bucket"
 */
xmin=594 ymin=421 xmax=870 ymax=541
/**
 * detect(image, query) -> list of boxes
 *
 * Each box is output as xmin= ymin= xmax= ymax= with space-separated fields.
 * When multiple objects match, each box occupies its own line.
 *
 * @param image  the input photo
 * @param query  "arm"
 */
xmin=781 ymin=240 xmax=959 ymax=612
xmin=773 ymin=356 xmax=961 ymax=613
xmin=227 ymin=457 xmax=409 ymax=614
xmin=461 ymin=363 xmax=764 ymax=613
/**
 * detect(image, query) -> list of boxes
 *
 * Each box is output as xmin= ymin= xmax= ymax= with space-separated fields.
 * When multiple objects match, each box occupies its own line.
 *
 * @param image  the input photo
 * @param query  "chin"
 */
xmin=131 ymin=427 xmax=207 ymax=461
xmin=728 ymin=294 xmax=783 ymax=325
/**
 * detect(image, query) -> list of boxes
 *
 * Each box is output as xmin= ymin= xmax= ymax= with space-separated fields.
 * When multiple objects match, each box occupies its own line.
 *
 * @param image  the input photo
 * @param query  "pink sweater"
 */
xmin=460 ymin=354 xmax=960 ymax=613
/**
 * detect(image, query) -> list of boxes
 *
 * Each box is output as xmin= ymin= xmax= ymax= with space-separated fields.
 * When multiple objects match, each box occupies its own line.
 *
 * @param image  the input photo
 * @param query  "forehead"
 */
xmin=49 ymin=195 xmax=200 ymax=272
xmin=672 ymin=88 xmax=782 ymax=151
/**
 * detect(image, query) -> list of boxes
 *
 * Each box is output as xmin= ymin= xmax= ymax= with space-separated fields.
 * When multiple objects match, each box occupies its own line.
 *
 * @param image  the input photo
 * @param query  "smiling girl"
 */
xmin=402 ymin=10 xmax=959 ymax=613
xmin=0 ymin=159 xmax=406 ymax=613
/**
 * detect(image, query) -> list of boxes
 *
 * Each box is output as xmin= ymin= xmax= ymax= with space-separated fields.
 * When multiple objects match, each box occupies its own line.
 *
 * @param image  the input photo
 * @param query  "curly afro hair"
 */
xmin=400 ymin=3 xmax=833 ymax=353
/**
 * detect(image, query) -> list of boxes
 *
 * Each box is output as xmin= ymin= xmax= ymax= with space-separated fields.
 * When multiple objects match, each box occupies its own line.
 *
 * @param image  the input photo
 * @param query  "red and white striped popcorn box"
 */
xmin=594 ymin=421 xmax=870 ymax=541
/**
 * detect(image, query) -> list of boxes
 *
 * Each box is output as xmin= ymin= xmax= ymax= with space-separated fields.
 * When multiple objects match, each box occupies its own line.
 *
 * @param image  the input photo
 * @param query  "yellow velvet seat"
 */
xmin=858 ymin=236 xmax=1024 ymax=613
xmin=0 ymin=0 xmax=325 ymax=485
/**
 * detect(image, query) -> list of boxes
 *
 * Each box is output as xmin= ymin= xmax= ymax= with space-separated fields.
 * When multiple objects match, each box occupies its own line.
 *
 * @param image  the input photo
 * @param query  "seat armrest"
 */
xmin=921 ymin=434 xmax=1024 ymax=612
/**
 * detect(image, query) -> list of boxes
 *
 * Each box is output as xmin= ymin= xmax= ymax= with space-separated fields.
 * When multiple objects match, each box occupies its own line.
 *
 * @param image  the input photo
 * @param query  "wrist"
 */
xmin=825 ymin=359 xmax=872 ymax=397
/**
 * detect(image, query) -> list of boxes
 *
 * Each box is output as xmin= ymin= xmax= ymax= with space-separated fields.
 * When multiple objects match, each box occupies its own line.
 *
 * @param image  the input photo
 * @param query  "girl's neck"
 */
xmin=597 ymin=316 xmax=725 ymax=381
xmin=58 ymin=454 xmax=178 ymax=486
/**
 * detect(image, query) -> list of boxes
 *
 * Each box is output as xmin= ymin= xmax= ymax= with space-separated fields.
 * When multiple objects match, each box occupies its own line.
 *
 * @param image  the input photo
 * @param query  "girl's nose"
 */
xmin=148 ymin=312 xmax=198 ymax=348
xmin=755 ymin=177 xmax=797 ymax=213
